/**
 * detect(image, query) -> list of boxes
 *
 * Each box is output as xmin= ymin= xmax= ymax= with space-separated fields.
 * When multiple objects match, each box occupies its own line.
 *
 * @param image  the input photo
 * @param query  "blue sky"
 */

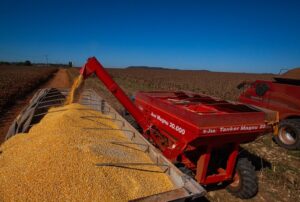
xmin=0 ymin=0 xmax=299 ymax=73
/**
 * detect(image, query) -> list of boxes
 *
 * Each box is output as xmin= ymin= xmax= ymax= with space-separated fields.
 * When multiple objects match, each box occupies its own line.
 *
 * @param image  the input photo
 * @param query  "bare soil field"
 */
xmin=0 ymin=65 xmax=58 ymax=114
xmin=0 ymin=66 xmax=67 ymax=143
xmin=67 ymin=67 xmax=300 ymax=202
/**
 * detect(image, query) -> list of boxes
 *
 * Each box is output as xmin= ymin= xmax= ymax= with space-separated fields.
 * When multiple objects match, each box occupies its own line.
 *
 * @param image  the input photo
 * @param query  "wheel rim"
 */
xmin=278 ymin=126 xmax=297 ymax=145
xmin=230 ymin=172 xmax=240 ymax=188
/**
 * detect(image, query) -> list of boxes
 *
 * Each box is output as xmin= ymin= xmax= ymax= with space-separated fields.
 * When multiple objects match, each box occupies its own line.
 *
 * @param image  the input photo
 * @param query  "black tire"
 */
xmin=227 ymin=158 xmax=258 ymax=199
xmin=274 ymin=119 xmax=300 ymax=150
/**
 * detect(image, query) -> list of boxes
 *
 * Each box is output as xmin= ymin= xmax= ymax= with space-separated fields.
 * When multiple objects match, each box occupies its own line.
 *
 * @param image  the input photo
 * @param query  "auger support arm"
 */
xmin=80 ymin=57 xmax=148 ymax=130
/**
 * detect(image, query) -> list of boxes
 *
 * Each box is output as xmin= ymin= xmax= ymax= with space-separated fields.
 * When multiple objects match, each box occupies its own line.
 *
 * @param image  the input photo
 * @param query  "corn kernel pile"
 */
xmin=0 ymin=104 xmax=174 ymax=201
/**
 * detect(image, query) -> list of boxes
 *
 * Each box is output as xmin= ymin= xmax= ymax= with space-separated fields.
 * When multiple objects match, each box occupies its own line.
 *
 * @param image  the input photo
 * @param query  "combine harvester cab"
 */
xmin=238 ymin=68 xmax=300 ymax=150
xmin=79 ymin=57 xmax=279 ymax=199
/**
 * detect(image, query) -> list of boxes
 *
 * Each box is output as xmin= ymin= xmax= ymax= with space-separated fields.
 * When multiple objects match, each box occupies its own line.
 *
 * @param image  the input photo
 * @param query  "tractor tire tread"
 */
xmin=227 ymin=158 xmax=258 ymax=199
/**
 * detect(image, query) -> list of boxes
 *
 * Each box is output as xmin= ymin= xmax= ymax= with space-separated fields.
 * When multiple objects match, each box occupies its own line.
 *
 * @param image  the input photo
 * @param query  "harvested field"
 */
xmin=0 ymin=66 xmax=58 ymax=114
xmin=0 ymin=103 xmax=174 ymax=201
xmin=0 ymin=68 xmax=69 ymax=144
xmin=67 ymin=67 xmax=274 ymax=112
xmin=67 ymin=67 xmax=300 ymax=202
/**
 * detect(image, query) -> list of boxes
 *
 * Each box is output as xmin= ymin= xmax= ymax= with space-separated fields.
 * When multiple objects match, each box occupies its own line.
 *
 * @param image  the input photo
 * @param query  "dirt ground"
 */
xmin=0 ymin=69 xmax=70 ymax=143
xmin=41 ymin=69 xmax=71 ymax=89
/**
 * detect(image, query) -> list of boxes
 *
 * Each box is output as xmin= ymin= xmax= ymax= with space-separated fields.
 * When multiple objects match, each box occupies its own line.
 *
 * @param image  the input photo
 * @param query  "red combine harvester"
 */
xmin=80 ymin=57 xmax=278 ymax=199
xmin=238 ymin=68 xmax=300 ymax=150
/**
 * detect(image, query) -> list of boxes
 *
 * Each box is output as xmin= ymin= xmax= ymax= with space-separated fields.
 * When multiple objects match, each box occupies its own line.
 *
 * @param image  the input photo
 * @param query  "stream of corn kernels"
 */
xmin=65 ymin=75 xmax=84 ymax=105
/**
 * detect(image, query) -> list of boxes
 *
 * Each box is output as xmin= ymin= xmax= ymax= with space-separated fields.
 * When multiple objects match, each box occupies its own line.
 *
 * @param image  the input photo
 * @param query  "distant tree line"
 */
xmin=0 ymin=60 xmax=73 ymax=67
xmin=0 ymin=60 xmax=32 ymax=66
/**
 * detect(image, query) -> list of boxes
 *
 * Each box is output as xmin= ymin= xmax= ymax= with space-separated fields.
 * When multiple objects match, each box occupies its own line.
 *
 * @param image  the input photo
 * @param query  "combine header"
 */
xmin=80 ymin=57 xmax=278 ymax=199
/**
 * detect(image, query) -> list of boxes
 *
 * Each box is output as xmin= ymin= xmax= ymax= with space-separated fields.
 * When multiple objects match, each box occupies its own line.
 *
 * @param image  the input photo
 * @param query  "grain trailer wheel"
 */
xmin=226 ymin=158 xmax=258 ymax=199
xmin=274 ymin=119 xmax=300 ymax=150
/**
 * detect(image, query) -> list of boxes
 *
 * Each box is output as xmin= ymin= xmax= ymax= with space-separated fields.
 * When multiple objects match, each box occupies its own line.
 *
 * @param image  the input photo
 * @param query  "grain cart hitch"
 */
xmin=80 ymin=57 xmax=278 ymax=199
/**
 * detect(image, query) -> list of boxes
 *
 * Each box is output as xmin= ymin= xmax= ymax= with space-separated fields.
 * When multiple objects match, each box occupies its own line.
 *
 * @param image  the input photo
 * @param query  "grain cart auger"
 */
xmin=80 ymin=57 xmax=278 ymax=199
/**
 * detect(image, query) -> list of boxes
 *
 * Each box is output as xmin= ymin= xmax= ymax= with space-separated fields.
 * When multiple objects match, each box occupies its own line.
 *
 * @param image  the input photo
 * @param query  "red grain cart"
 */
xmin=80 ymin=57 xmax=278 ymax=199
